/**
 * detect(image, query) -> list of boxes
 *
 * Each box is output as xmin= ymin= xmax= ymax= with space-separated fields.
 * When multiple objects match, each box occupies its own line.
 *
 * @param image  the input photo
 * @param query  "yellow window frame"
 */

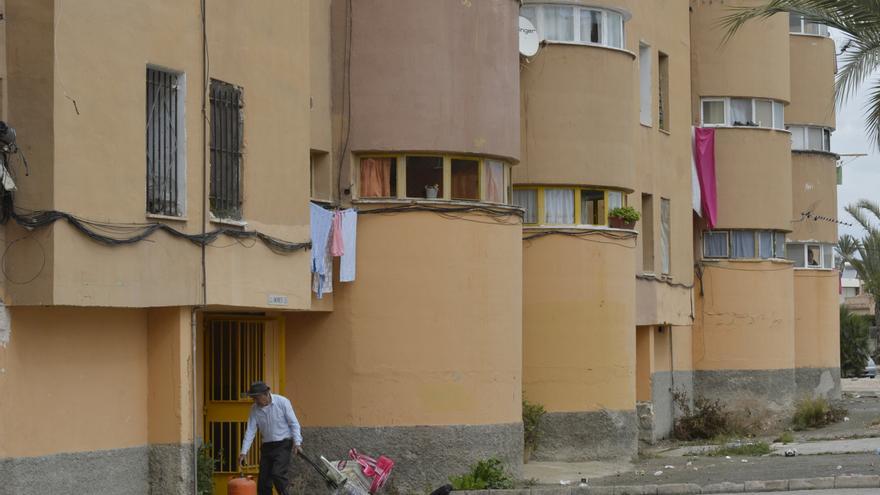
xmin=355 ymin=153 xmax=404 ymax=199
xmin=513 ymin=185 xmax=626 ymax=226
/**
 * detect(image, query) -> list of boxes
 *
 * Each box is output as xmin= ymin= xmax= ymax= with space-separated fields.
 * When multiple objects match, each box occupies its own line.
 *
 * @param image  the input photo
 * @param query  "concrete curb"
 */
xmin=454 ymin=474 xmax=880 ymax=494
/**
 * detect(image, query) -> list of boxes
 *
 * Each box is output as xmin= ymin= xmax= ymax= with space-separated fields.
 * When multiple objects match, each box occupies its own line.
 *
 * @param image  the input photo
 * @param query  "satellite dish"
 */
xmin=519 ymin=16 xmax=539 ymax=57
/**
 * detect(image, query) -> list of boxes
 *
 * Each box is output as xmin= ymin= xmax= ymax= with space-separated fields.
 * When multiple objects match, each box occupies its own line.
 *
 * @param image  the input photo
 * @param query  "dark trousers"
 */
xmin=258 ymin=438 xmax=292 ymax=495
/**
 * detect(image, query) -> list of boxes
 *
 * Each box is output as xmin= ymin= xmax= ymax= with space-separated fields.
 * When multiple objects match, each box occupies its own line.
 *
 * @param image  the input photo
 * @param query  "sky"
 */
xmin=830 ymin=31 xmax=880 ymax=239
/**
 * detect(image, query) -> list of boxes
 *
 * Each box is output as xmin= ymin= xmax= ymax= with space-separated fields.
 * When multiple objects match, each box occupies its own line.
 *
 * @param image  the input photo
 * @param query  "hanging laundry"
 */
xmin=340 ymin=209 xmax=357 ymax=282
xmin=310 ymin=202 xmax=334 ymax=298
xmin=330 ymin=210 xmax=344 ymax=257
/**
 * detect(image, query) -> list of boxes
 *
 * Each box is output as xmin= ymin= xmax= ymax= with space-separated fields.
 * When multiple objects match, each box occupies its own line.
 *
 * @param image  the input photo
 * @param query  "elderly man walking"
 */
xmin=238 ymin=381 xmax=303 ymax=495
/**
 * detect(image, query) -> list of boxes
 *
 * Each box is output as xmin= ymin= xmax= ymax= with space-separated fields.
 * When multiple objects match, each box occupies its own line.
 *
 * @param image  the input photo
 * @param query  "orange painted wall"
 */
xmin=285 ymin=210 xmax=522 ymax=427
xmin=147 ymin=307 xmax=194 ymax=445
xmin=523 ymin=233 xmax=637 ymax=413
xmin=693 ymin=262 xmax=795 ymax=371
xmin=794 ymin=270 xmax=840 ymax=369
xmin=1 ymin=307 xmax=148 ymax=457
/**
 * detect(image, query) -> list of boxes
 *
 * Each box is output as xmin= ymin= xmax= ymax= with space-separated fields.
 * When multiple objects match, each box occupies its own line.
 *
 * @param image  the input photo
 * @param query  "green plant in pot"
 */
xmin=522 ymin=399 xmax=546 ymax=464
xmin=608 ymin=206 xmax=640 ymax=229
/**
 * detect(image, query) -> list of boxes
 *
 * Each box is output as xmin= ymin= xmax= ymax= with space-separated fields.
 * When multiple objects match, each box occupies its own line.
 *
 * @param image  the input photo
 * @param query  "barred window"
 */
xmin=210 ymin=79 xmax=243 ymax=220
xmin=146 ymin=67 xmax=185 ymax=216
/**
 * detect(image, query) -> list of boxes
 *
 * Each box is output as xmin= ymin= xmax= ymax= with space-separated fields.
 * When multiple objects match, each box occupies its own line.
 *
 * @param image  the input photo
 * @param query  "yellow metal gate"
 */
xmin=204 ymin=317 xmax=284 ymax=495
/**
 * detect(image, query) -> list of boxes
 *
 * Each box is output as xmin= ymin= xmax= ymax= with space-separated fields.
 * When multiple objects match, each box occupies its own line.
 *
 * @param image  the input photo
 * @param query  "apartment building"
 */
xmin=0 ymin=1 xmax=840 ymax=494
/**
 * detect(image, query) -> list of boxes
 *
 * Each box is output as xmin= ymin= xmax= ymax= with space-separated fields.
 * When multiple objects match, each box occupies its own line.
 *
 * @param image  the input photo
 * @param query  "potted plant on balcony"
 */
xmin=608 ymin=206 xmax=640 ymax=229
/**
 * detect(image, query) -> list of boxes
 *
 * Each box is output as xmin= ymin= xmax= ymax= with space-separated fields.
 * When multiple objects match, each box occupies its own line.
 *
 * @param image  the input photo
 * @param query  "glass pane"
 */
xmin=607 ymin=190 xmax=623 ymax=210
xmin=545 ymin=188 xmax=575 ymax=224
xmin=808 ymin=127 xmax=823 ymax=150
xmin=807 ymin=244 xmax=821 ymax=267
xmin=660 ymin=199 xmax=670 ymax=274
xmin=789 ymin=13 xmax=802 ymax=33
xmin=731 ymin=98 xmax=752 ymax=125
xmin=805 ymin=21 xmax=821 ymax=35
xmin=773 ymin=101 xmax=784 ymax=129
xmin=451 ymin=159 xmax=479 ymax=200
xmin=607 ymin=12 xmax=623 ymax=48
xmin=484 ymin=160 xmax=505 ymax=203
xmin=704 ymin=231 xmax=728 ymax=258
xmin=580 ymin=189 xmax=605 ymax=225
xmin=405 ymin=156 xmax=443 ymax=198
xmin=758 ymin=231 xmax=773 ymax=259
xmin=579 ymin=9 xmax=601 ymax=43
xmin=512 ymin=189 xmax=537 ymax=224
xmin=731 ymin=231 xmax=755 ymax=258
xmin=544 ymin=5 xmax=574 ymax=41
xmin=359 ymin=157 xmax=396 ymax=198
xmin=787 ymin=243 xmax=805 ymax=268
xmin=775 ymin=232 xmax=785 ymax=258
xmin=702 ymin=100 xmax=725 ymax=125
xmin=755 ymin=100 xmax=772 ymax=127
xmin=521 ymin=6 xmax=538 ymax=34
xmin=823 ymin=244 xmax=833 ymax=268
xmin=790 ymin=126 xmax=805 ymax=149
xmin=823 ymin=129 xmax=831 ymax=151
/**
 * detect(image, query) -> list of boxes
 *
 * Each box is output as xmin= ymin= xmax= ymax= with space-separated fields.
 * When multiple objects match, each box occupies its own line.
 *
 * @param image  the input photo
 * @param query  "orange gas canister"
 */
xmin=228 ymin=473 xmax=257 ymax=495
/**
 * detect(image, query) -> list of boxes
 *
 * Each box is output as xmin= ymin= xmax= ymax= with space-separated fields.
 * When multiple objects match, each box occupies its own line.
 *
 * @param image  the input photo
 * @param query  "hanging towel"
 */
xmin=330 ymin=210 xmax=345 ymax=257
xmin=312 ymin=243 xmax=333 ymax=297
xmin=310 ymin=202 xmax=334 ymax=298
xmin=694 ymin=127 xmax=718 ymax=229
xmin=340 ymin=209 xmax=358 ymax=282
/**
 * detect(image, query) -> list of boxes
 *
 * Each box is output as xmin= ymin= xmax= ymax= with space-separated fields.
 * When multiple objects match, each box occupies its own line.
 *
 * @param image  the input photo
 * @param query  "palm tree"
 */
xmin=841 ymin=200 xmax=880 ymax=327
xmin=721 ymin=1 xmax=880 ymax=147
xmin=837 ymin=233 xmax=860 ymax=271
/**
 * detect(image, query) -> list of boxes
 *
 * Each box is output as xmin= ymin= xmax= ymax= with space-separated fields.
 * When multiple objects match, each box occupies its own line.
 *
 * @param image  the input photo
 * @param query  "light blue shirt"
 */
xmin=240 ymin=394 xmax=302 ymax=455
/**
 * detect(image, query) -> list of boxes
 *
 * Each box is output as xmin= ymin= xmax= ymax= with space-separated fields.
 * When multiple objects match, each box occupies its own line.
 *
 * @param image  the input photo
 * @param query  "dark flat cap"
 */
xmin=246 ymin=381 xmax=270 ymax=396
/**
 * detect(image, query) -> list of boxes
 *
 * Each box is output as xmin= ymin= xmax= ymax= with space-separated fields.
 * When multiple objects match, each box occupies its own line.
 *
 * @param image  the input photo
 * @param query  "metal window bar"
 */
xmin=210 ymin=80 xmax=243 ymax=220
xmin=146 ymin=68 xmax=180 ymax=216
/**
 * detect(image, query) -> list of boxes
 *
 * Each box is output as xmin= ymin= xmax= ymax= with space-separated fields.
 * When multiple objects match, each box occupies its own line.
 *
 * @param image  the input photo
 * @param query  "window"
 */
xmin=580 ymin=189 xmax=605 ymax=225
xmin=785 ymin=242 xmax=835 ymax=268
xmin=660 ymin=198 xmax=670 ymax=274
xmin=522 ymin=4 xmax=626 ymax=48
xmin=406 ymin=156 xmax=443 ymax=198
xmin=639 ymin=43 xmax=652 ymax=126
xmin=789 ymin=13 xmax=829 ymax=36
xmin=209 ymin=79 xmax=243 ymax=220
xmin=146 ymin=67 xmax=186 ymax=217
xmin=704 ymin=230 xmax=787 ymax=259
xmin=658 ymin=52 xmax=669 ymax=131
xmin=483 ymin=160 xmax=506 ymax=203
xmin=358 ymin=155 xmax=510 ymax=203
xmin=702 ymin=99 xmax=725 ymax=125
xmin=359 ymin=157 xmax=397 ymax=198
xmin=703 ymin=231 xmax=729 ymax=258
xmin=545 ymin=188 xmax=575 ymax=224
xmin=451 ymin=158 xmax=479 ymax=200
xmin=513 ymin=186 xmax=627 ymax=227
xmin=642 ymin=193 xmax=654 ymax=271
xmin=310 ymin=152 xmax=331 ymax=201
xmin=700 ymin=97 xmax=785 ymax=129
xmin=787 ymin=125 xmax=832 ymax=151
xmin=513 ymin=188 xmax=538 ymax=224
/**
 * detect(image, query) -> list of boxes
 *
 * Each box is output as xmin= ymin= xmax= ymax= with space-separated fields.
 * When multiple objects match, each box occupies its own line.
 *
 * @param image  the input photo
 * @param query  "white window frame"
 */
xmin=790 ymin=13 xmax=829 ymax=36
xmin=700 ymin=97 xmax=785 ymax=129
xmin=525 ymin=4 xmax=626 ymax=49
xmin=787 ymin=242 xmax=834 ymax=269
xmin=787 ymin=125 xmax=832 ymax=151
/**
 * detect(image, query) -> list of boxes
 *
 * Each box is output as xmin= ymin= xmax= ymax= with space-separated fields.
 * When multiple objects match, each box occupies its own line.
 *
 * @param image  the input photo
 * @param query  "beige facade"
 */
xmin=0 ymin=0 xmax=841 ymax=492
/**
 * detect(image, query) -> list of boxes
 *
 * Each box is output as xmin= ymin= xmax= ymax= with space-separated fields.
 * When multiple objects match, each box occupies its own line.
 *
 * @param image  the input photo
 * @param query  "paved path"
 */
xmin=735 ymin=491 xmax=878 ymax=495
xmin=775 ymin=436 xmax=880 ymax=455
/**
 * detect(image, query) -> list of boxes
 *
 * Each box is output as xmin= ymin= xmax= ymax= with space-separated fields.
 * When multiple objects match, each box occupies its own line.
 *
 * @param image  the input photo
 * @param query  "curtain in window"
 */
xmin=513 ymin=189 xmax=537 ymax=224
xmin=773 ymin=101 xmax=784 ymax=129
xmin=544 ymin=188 xmax=574 ymax=224
xmin=823 ymin=244 xmax=833 ymax=268
xmin=702 ymin=101 xmax=724 ymax=124
xmin=360 ymin=157 xmax=392 ymax=197
xmin=731 ymin=98 xmax=752 ymax=125
xmin=580 ymin=9 xmax=601 ymax=43
xmin=451 ymin=159 xmax=479 ymax=200
xmin=660 ymin=199 xmax=670 ymax=273
xmin=544 ymin=6 xmax=574 ymax=41
xmin=791 ymin=127 xmax=805 ymax=149
xmin=608 ymin=191 xmax=623 ymax=210
xmin=704 ymin=232 xmax=728 ymax=257
xmin=485 ymin=160 xmax=505 ymax=203
xmin=775 ymin=232 xmax=785 ymax=259
xmin=731 ymin=231 xmax=755 ymax=258
xmin=758 ymin=231 xmax=773 ymax=259
xmin=607 ymin=12 xmax=622 ymax=47
xmin=823 ymin=129 xmax=831 ymax=151
xmin=755 ymin=100 xmax=772 ymax=127
xmin=808 ymin=127 xmax=823 ymax=150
